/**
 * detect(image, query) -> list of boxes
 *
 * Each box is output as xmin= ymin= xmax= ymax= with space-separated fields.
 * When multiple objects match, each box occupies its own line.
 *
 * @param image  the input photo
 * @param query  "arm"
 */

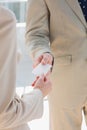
xmin=0 ymin=89 xmax=43 ymax=129
xmin=0 ymin=6 xmax=43 ymax=129
xmin=0 ymin=74 xmax=52 ymax=129
xmin=26 ymin=0 xmax=52 ymax=60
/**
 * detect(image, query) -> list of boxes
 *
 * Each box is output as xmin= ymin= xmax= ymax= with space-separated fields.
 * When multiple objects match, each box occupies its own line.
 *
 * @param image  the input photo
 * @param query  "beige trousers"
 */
xmin=49 ymin=56 xmax=87 ymax=130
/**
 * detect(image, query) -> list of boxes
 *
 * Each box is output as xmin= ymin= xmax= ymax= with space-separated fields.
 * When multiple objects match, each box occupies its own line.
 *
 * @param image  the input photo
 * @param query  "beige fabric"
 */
xmin=26 ymin=0 xmax=87 ymax=130
xmin=0 ymin=6 xmax=43 ymax=130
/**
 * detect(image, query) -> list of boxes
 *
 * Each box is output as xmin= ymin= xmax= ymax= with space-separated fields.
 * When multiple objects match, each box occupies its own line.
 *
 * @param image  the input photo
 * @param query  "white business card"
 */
xmin=32 ymin=63 xmax=52 ymax=76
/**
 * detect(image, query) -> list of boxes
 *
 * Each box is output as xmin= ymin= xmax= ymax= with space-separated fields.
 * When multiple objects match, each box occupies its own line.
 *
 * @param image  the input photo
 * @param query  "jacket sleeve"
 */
xmin=0 ymin=6 xmax=43 ymax=129
xmin=26 ymin=0 xmax=52 ymax=60
xmin=0 ymin=89 xmax=43 ymax=129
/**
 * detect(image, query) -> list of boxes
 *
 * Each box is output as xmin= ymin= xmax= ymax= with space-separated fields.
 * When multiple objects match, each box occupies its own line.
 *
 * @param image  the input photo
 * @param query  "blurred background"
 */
xmin=0 ymin=0 xmax=34 ymax=87
xmin=0 ymin=1 xmax=87 ymax=130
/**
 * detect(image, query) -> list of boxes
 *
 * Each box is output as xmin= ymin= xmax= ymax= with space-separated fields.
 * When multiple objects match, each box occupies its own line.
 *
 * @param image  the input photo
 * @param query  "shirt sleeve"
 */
xmin=0 ymin=89 xmax=43 ymax=129
xmin=25 ymin=0 xmax=52 ymax=60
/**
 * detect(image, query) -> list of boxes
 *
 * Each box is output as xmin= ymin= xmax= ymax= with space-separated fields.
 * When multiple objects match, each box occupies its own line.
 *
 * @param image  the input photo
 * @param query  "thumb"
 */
xmin=33 ymin=55 xmax=43 ymax=68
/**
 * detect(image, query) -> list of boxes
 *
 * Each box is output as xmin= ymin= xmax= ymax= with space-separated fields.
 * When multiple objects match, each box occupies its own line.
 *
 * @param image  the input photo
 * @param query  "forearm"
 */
xmin=25 ymin=0 xmax=51 ymax=60
xmin=0 ymin=89 xmax=43 ymax=129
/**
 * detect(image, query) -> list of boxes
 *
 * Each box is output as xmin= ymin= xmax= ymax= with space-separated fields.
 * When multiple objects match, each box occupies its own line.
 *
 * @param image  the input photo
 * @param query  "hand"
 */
xmin=33 ymin=53 xmax=54 ymax=68
xmin=32 ymin=75 xmax=52 ymax=97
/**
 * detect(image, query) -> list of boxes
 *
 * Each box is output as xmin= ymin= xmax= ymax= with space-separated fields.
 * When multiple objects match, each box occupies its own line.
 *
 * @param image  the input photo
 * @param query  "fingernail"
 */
xmin=44 ymin=77 xmax=47 ymax=81
xmin=36 ymin=76 xmax=39 ymax=79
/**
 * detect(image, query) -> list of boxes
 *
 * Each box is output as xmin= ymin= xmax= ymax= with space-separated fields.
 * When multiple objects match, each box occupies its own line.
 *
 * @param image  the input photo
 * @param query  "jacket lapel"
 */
xmin=65 ymin=0 xmax=87 ymax=28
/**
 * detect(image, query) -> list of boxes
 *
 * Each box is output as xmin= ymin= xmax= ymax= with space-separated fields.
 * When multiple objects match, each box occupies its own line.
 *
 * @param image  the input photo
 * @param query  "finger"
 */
xmin=45 ymin=76 xmax=50 ymax=82
xmin=32 ymin=80 xmax=37 ymax=87
xmin=46 ymin=70 xmax=51 ymax=77
xmin=39 ymin=74 xmax=45 ymax=81
xmin=41 ymin=57 xmax=49 ymax=65
xmin=41 ymin=54 xmax=53 ymax=65
xmin=33 ymin=55 xmax=43 ymax=68
xmin=32 ymin=76 xmax=39 ymax=86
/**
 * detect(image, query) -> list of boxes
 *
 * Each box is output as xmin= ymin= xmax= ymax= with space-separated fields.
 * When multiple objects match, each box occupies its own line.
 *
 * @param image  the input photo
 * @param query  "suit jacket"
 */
xmin=0 ymin=6 xmax=43 ymax=130
xmin=26 ymin=0 xmax=87 ymax=63
xmin=26 ymin=1 xmax=87 ymax=130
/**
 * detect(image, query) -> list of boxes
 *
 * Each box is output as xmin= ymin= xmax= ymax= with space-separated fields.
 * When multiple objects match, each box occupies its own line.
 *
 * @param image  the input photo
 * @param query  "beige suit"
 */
xmin=0 ymin=6 xmax=44 ymax=130
xmin=26 ymin=0 xmax=87 ymax=130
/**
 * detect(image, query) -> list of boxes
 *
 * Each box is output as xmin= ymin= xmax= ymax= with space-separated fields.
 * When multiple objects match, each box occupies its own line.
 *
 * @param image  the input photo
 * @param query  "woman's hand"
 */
xmin=32 ymin=75 xmax=52 ymax=97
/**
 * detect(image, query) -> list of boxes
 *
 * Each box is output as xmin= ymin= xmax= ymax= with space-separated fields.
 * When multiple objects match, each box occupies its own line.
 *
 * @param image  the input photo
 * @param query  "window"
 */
xmin=0 ymin=0 xmax=27 ymax=23
xmin=0 ymin=0 xmax=30 ymax=86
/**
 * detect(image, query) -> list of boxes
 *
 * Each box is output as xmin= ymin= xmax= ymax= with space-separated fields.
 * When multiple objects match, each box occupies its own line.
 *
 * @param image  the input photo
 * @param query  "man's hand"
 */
xmin=32 ymin=75 xmax=52 ymax=97
xmin=33 ymin=53 xmax=54 ymax=68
